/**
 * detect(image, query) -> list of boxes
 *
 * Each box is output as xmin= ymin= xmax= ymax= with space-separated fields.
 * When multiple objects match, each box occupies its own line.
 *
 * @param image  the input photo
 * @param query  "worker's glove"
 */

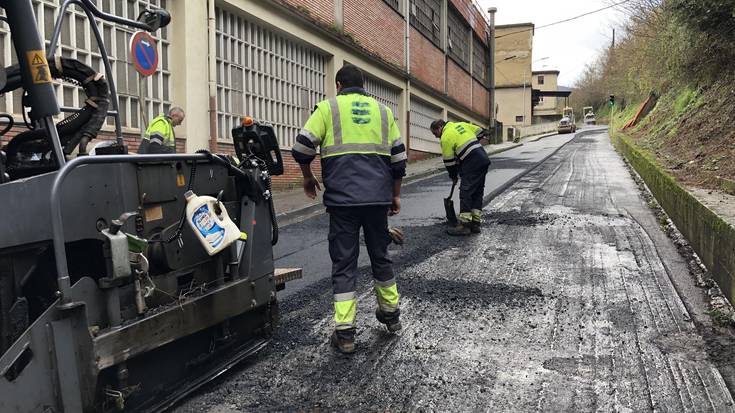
xmin=388 ymin=227 xmax=404 ymax=245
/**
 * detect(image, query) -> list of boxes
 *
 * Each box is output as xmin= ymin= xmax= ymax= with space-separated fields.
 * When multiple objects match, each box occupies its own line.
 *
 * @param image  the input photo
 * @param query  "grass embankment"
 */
xmin=610 ymin=78 xmax=735 ymax=191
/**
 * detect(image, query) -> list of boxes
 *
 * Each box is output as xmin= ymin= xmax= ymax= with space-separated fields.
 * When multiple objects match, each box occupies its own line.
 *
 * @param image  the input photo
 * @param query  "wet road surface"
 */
xmin=176 ymin=130 xmax=735 ymax=412
xmin=274 ymin=131 xmax=577 ymax=298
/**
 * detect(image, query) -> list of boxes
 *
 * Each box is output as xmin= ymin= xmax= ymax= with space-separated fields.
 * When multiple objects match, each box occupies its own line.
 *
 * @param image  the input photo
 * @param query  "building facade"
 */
xmin=493 ymin=22 xmax=533 ymax=138
xmin=531 ymin=69 xmax=564 ymax=123
xmin=0 ymin=0 xmax=498 ymax=186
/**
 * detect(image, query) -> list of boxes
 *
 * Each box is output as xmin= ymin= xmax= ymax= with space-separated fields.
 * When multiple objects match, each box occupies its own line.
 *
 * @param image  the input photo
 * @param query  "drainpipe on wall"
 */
xmin=404 ymin=0 xmax=411 ymax=156
xmin=207 ymin=0 xmax=218 ymax=152
xmin=487 ymin=7 xmax=496 ymax=141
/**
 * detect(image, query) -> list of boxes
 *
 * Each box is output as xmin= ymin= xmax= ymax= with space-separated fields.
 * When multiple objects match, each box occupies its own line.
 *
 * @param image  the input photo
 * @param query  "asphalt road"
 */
xmin=175 ymin=130 xmax=735 ymax=412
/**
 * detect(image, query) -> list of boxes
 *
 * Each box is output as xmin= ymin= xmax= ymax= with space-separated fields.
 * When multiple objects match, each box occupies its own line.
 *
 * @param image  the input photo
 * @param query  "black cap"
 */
xmin=430 ymin=119 xmax=445 ymax=131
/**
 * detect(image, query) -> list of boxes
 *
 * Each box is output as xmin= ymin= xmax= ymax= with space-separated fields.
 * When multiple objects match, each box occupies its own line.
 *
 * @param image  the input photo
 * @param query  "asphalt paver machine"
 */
xmin=0 ymin=1 xmax=299 ymax=411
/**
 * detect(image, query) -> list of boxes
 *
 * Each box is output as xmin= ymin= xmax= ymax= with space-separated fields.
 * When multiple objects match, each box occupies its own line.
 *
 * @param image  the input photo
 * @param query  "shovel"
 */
xmin=444 ymin=181 xmax=458 ymax=226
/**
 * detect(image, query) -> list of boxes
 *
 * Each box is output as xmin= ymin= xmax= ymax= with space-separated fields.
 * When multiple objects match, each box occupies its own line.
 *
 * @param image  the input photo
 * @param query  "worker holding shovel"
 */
xmin=431 ymin=119 xmax=491 ymax=236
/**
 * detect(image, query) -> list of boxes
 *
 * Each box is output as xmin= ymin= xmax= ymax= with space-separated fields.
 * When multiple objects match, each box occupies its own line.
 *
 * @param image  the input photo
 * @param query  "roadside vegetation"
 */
xmin=574 ymin=0 xmax=735 ymax=189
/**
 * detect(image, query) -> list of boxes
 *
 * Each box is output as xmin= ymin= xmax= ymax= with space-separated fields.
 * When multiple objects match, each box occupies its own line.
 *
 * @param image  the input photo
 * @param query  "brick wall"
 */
xmin=447 ymin=59 xmax=472 ymax=109
xmin=408 ymin=149 xmax=438 ymax=162
xmin=449 ymin=0 xmax=489 ymax=41
xmin=344 ymin=0 xmax=405 ymax=69
xmin=410 ymin=27 xmax=445 ymax=93
xmin=1 ymin=126 xmax=186 ymax=156
xmin=216 ymin=142 xmax=323 ymax=190
xmin=472 ymin=80 xmax=490 ymax=118
xmin=277 ymin=0 xmax=335 ymax=26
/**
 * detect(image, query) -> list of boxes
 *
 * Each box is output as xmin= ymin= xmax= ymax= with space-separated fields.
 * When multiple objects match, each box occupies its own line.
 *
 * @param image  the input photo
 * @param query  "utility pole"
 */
xmin=611 ymin=28 xmax=615 ymax=49
xmin=487 ymin=7 xmax=497 ymax=142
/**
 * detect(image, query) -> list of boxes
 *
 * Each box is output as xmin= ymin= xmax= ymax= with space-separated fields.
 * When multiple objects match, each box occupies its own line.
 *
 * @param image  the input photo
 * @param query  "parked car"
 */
xmin=558 ymin=116 xmax=575 ymax=134
xmin=584 ymin=112 xmax=596 ymax=125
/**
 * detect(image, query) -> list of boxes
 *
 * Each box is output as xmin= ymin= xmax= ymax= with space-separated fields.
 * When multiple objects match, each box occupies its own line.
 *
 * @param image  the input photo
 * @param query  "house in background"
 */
xmin=531 ymin=70 xmax=571 ymax=123
xmin=494 ymin=22 xmax=534 ymax=139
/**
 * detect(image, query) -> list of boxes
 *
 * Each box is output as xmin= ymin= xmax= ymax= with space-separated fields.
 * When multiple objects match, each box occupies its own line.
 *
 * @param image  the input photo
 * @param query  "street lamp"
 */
xmin=487 ymin=7 xmax=497 ymax=140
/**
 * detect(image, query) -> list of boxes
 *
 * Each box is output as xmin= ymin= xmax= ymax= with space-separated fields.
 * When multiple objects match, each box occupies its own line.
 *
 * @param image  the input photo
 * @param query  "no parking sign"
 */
xmin=130 ymin=31 xmax=158 ymax=76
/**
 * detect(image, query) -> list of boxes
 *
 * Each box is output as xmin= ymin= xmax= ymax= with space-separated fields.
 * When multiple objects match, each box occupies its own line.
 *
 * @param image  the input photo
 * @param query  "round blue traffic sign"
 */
xmin=130 ymin=31 xmax=158 ymax=76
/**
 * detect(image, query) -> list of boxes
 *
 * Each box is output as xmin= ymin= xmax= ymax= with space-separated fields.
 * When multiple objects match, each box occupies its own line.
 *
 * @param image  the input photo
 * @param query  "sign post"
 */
xmin=129 ymin=31 xmax=158 ymax=140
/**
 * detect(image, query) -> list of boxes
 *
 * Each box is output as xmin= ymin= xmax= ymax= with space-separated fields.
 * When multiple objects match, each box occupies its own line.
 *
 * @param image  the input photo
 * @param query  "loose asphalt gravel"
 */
xmin=174 ymin=130 xmax=735 ymax=412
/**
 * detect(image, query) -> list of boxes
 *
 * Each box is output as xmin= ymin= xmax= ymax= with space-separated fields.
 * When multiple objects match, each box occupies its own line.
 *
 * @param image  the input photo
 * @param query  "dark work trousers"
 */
xmin=459 ymin=164 xmax=490 ymax=213
xmin=327 ymin=206 xmax=394 ymax=296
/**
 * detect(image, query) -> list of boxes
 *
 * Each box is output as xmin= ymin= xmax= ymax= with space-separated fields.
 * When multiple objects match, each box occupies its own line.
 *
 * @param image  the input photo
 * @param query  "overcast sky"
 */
xmin=477 ymin=0 xmax=629 ymax=86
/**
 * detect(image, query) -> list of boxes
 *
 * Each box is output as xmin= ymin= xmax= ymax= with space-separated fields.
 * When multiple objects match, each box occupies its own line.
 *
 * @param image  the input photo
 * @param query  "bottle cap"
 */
xmin=184 ymin=190 xmax=195 ymax=200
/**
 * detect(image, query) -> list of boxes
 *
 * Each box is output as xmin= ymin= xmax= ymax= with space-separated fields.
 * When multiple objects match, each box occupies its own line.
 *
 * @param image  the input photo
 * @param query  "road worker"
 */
xmin=292 ymin=64 xmax=406 ymax=354
xmin=138 ymin=106 xmax=185 ymax=154
xmin=431 ymin=119 xmax=491 ymax=236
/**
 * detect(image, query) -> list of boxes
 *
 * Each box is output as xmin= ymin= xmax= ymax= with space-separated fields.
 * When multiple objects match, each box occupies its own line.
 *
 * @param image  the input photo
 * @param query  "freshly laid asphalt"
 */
xmin=175 ymin=128 xmax=735 ymax=412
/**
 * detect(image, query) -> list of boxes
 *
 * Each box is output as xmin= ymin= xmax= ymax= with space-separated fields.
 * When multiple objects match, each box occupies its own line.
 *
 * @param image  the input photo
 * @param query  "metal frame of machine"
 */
xmin=0 ymin=1 xmax=299 ymax=411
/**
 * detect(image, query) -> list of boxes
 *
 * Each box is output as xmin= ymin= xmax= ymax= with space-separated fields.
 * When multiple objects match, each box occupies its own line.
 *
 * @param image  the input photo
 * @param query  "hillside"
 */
xmin=615 ymin=76 xmax=735 ymax=190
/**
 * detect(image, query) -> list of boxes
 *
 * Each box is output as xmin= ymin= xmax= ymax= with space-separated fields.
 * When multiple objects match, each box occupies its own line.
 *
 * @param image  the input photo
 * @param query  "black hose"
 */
xmin=1 ymin=57 xmax=109 ymax=165
xmin=0 ymin=114 xmax=13 ymax=136
xmin=265 ymin=174 xmax=279 ymax=245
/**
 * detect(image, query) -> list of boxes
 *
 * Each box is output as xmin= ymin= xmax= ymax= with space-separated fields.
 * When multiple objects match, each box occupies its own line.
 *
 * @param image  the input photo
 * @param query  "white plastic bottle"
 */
xmin=184 ymin=190 xmax=241 ymax=256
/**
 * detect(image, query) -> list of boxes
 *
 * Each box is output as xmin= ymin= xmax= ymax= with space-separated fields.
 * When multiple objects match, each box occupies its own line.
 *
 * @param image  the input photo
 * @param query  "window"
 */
xmin=472 ymin=36 xmax=489 ymax=86
xmin=515 ymin=115 xmax=524 ymax=122
xmin=363 ymin=75 xmax=400 ymax=121
xmin=538 ymin=75 xmax=545 ymax=85
xmin=0 ymin=0 xmax=171 ymax=130
xmin=447 ymin=6 xmax=469 ymax=70
xmin=215 ymin=7 xmax=326 ymax=147
xmin=384 ymin=0 xmax=402 ymax=14
xmin=409 ymin=97 xmax=442 ymax=154
xmin=410 ymin=0 xmax=442 ymax=47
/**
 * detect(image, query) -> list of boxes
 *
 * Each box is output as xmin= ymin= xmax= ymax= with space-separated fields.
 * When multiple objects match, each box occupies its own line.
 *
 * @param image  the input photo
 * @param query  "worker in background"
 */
xmin=431 ymin=119 xmax=491 ymax=236
xmin=138 ymin=106 xmax=185 ymax=154
xmin=292 ymin=64 xmax=406 ymax=354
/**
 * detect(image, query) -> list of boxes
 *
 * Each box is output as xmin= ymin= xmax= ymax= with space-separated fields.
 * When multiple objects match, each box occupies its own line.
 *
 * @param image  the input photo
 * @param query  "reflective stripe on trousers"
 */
xmin=374 ymin=278 xmax=400 ymax=313
xmin=334 ymin=292 xmax=358 ymax=330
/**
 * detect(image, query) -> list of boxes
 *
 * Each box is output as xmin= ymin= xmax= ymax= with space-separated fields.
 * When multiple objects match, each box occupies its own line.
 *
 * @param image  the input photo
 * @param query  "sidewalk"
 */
xmin=273 ymin=133 xmax=556 ymax=222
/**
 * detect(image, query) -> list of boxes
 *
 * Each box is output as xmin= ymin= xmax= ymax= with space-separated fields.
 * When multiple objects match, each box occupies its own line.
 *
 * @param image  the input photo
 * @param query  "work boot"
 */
xmin=376 ymin=308 xmax=402 ymax=333
xmin=447 ymin=222 xmax=472 ymax=236
xmin=331 ymin=328 xmax=356 ymax=354
xmin=470 ymin=221 xmax=481 ymax=234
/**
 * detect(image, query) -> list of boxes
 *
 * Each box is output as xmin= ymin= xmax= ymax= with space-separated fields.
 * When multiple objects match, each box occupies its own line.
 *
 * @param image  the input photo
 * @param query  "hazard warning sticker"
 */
xmin=26 ymin=50 xmax=51 ymax=84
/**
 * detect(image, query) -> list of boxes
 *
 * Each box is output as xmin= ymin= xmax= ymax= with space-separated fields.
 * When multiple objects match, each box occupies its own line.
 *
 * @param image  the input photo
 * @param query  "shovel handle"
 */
xmin=448 ymin=181 xmax=457 ymax=198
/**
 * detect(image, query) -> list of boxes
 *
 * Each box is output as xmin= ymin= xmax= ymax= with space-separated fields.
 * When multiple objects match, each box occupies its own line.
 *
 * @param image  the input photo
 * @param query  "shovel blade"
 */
xmin=444 ymin=198 xmax=458 ymax=225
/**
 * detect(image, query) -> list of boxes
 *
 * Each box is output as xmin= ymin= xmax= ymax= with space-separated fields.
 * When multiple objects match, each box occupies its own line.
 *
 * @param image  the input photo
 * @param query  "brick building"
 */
xmin=1 ymin=0 xmax=496 ymax=187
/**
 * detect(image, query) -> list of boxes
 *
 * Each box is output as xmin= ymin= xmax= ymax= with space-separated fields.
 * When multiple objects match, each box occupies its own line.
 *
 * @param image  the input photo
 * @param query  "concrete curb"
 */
xmin=612 ymin=132 xmax=735 ymax=305
xmin=482 ymin=128 xmax=607 ymax=206
xmin=526 ymin=132 xmax=558 ymax=142
xmin=275 ymin=142 xmax=524 ymax=222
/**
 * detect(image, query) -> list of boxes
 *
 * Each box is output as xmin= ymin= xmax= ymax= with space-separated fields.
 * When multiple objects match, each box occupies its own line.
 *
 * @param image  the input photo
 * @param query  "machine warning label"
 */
xmin=26 ymin=50 xmax=51 ymax=84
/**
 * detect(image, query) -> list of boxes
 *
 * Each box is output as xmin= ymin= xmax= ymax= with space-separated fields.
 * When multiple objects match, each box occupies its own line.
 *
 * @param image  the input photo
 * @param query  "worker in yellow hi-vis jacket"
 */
xmin=138 ymin=106 xmax=185 ymax=154
xmin=431 ymin=119 xmax=491 ymax=236
xmin=291 ymin=65 xmax=407 ymax=354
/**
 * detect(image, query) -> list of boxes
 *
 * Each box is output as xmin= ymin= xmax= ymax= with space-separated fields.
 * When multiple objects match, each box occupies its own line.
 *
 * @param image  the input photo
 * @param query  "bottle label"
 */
xmin=191 ymin=204 xmax=225 ymax=249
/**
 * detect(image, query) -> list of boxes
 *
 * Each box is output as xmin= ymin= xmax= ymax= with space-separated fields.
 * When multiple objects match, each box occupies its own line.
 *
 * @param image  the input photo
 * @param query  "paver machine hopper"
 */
xmin=0 ymin=1 xmax=300 ymax=411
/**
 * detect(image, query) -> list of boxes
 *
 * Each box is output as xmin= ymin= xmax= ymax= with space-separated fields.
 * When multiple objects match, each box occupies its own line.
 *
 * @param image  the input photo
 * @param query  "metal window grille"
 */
xmin=472 ymin=35 xmax=489 ymax=86
xmin=409 ymin=97 xmax=441 ymax=154
xmin=447 ymin=6 xmax=469 ymax=70
xmin=0 ymin=0 xmax=171 ymax=130
xmin=383 ymin=0 xmax=401 ymax=14
xmin=447 ymin=114 xmax=467 ymax=123
xmin=410 ymin=0 xmax=441 ymax=47
xmin=215 ymin=7 xmax=326 ymax=148
xmin=363 ymin=76 xmax=400 ymax=121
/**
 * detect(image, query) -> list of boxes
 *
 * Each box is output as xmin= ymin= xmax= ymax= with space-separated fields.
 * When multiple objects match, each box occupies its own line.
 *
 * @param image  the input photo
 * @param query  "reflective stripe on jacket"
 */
xmin=292 ymin=87 xmax=407 ymax=207
xmin=440 ymin=121 xmax=489 ymax=179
